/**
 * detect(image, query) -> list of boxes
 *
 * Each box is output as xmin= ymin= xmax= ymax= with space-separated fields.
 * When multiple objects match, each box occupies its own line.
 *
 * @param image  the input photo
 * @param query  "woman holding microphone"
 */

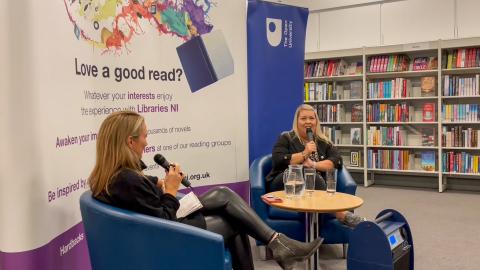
xmin=88 ymin=110 xmax=322 ymax=270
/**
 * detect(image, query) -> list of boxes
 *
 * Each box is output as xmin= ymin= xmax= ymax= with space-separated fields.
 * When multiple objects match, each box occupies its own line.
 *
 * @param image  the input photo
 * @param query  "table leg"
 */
xmin=307 ymin=213 xmax=322 ymax=270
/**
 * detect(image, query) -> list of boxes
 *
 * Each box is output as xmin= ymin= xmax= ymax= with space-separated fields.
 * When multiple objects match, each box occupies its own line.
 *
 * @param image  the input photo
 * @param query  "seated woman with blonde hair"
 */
xmin=89 ymin=110 xmax=323 ymax=270
xmin=267 ymin=104 xmax=366 ymax=227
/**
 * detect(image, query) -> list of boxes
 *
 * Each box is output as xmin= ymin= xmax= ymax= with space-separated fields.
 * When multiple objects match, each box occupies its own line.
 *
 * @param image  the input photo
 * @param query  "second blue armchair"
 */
xmin=249 ymin=154 xmax=358 ymax=256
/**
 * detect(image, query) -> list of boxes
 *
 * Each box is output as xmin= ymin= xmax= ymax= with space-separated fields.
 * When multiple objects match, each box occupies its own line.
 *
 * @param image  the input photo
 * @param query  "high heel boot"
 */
xmin=267 ymin=233 xmax=323 ymax=270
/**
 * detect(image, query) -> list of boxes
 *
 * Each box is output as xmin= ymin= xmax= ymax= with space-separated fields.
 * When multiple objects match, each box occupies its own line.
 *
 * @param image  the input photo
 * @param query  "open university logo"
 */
xmin=266 ymin=18 xmax=282 ymax=47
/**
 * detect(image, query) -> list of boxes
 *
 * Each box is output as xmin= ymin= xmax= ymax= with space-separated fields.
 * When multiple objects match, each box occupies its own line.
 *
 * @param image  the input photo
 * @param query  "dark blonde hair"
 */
xmin=292 ymin=104 xmax=330 ymax=142
xmin=89 ymin=111 xmax=145 ymax=196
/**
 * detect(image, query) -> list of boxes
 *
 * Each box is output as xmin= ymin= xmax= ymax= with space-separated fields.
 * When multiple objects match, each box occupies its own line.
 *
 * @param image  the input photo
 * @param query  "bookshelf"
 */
xmin=304 ymin=48 xmax=365 ymax=178
xmin=305 ymin=38 xmax=480 ymax=192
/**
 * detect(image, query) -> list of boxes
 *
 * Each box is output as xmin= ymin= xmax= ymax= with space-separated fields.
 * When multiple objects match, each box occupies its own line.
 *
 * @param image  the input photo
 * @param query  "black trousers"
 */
xmin=199 ymin=187 xmax=275 ymax=270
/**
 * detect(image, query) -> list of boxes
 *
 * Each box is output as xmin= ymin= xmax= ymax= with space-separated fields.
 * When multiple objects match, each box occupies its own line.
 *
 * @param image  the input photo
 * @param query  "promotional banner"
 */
xmin=0 ymin=1 xmax=247 ymax=269
xmin=247 ymin=0 xmax=308 ymax=163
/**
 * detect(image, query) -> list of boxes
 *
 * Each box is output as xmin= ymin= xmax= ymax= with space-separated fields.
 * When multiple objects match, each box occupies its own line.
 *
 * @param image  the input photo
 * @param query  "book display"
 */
xmin=305 ymin=38 xmax=480 ymax=192
xmin=441 ymin=40 xmax=480 ymax=179
xmin=304 ymin=50 xmax=364 ymax=172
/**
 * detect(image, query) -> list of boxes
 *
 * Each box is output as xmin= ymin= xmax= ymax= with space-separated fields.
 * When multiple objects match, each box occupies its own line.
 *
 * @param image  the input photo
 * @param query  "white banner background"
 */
xmin=1 ymin=0 xmax=247 ymax=255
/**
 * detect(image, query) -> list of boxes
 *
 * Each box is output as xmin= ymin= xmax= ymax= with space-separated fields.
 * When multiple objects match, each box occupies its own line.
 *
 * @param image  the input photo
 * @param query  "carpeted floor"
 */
xmin=252 ymin=185 xmax=480 ymax=270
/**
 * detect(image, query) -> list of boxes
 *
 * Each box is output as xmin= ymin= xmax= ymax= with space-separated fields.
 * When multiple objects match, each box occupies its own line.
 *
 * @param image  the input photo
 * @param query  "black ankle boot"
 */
xmin=267 ymin=234 xmax=323 ymax=270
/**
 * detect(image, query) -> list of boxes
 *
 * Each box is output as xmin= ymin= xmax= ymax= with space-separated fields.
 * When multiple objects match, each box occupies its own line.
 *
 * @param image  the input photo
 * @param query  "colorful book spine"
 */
xmin=367 ymin=103 xmax=413 ymax=122
xmin=442 ymin=151 xmax=480 ymax=174
xmin=442 ymin=104 xmax=480 ymax=122
xmin=442 ymin=126 xmax=480 ymax=147
xmin=443 ymin=75 xmax=480 ymax=96
xmin=367 ymin=149 xmax=413 ymax=170
xmin=367 ymin=126 xmax=407 ymax=146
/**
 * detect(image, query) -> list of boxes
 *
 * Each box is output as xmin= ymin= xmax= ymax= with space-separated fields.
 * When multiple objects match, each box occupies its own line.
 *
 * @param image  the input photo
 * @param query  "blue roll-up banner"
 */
xmin=247 ymin=0 xmax=308 ymax=163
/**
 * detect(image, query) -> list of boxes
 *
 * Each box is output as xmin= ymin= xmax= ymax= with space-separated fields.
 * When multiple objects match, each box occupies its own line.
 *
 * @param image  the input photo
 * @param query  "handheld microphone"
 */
xmin=153 ymin=154 xmax=192 ymax=188
xmin=306 ymin=127 xmax=314 ymax=142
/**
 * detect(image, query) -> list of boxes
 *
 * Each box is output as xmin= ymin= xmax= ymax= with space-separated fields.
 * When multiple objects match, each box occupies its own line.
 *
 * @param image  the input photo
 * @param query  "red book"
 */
xmin=262 ymin=195 xmax=283 ymax=203
xmin=449 ymin=152 xmax=454 ymax=172
xmin=423 ymin=103 xmax=435 ymax=122
xmin=457 ymin=49 xmax=463 ymax=68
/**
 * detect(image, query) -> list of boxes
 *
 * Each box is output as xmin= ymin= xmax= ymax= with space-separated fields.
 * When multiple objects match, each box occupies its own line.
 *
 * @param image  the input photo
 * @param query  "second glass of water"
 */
xmin=304 ymin=168 xmax=316 ymax=196
xmin=326 ymin=169 xmax=336 ymax=195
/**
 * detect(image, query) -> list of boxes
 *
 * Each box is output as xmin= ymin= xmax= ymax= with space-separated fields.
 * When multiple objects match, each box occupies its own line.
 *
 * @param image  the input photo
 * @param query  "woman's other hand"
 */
xmin=157 ymin=179 xmax=165 ymax=192
xmin=163 ymin=163 xmax=183 ymax=196
xmin=303 ymin=158 xmax=316 ymax=169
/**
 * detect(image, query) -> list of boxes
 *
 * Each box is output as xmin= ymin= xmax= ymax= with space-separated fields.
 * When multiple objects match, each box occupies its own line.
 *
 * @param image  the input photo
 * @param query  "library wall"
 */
xmin=380 ymin=0 xmax=455 ymax=46
xmin=456 ymin=0 xmax=480 ymax=38
xmin=305 ymin=0 xmax=480 ymax=51
xmin=319 ymin=5 xmax=380 ymax=51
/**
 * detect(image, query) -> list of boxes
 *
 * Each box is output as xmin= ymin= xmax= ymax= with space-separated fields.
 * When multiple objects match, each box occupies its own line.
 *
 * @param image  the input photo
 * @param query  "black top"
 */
xmin=266 ymin=130 xmax=343 ymax=182
xmin=95 ymin=161 xmax=206 ymax=228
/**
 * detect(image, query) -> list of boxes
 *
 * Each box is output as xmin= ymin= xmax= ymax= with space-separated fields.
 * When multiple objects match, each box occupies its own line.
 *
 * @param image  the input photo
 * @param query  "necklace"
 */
xmin=299 ymin=137 xmax=320 ymax=162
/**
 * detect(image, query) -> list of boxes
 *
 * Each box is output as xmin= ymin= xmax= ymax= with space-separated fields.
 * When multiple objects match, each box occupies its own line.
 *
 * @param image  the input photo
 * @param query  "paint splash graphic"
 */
xmin=64 ymin=0 xmax=215 ymax=53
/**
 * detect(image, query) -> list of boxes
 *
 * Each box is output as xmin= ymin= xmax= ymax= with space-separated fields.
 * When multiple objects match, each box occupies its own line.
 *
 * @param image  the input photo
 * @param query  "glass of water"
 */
xmin=283 ymin=171 xmax=298 ymax=198
xmin=326 ymin=169 xmax=336 ymax=195
xmin=304 ymin=168 xmax=316 ymax=196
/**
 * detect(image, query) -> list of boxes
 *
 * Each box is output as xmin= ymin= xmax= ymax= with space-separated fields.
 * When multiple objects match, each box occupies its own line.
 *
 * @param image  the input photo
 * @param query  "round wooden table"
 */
xmin=262 ymin=190 xmax=364 ymax=213
xmin=262 ymin=190 xmax=364 ymax=270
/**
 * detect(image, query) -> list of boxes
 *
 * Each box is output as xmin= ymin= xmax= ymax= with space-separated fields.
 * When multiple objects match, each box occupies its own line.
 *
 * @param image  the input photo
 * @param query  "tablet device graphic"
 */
xmin=176 ymin=30 xmax=234 ymax=92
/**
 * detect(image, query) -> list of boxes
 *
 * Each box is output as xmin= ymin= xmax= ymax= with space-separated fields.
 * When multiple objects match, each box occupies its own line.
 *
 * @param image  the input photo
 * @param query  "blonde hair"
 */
xmin=89 ymin=111 xmax=145 ymax=196
xmin=292 ymin=104 xmax=330 ymax=143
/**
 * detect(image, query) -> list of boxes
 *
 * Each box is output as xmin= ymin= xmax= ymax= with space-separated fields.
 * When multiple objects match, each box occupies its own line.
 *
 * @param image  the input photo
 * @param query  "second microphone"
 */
xmin=153 ymin=154 xmax=192 ymax=188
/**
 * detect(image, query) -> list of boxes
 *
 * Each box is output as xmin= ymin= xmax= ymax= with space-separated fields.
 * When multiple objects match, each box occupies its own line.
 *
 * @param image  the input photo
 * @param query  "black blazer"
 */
xmin=266 ymin=130 xmax=343 ymax=182
xmin=95 ymin=162 xmax=205 ymax=229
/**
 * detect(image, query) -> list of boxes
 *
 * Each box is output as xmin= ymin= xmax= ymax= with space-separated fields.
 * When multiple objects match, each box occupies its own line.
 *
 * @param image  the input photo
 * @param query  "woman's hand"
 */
xmin=304 ymin=141 xmax=317 ymax=155
xmin=157 ymin=179 xmax=165 ymax=192
xmin=303 ymin=158 xmax=316 ymax=169
xmin=163 ymin=163 xmax=183 ymax=196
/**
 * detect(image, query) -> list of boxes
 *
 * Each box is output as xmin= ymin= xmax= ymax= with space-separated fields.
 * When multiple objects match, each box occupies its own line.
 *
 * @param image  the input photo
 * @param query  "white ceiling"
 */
xmin=263 ymin=0 xmax=397 ymax=11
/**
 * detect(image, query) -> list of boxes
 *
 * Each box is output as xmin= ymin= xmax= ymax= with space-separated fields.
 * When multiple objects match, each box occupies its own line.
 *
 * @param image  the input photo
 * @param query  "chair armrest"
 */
xmin=249 ymin=156 xmax=269 ymax=221
xmin=336 ymin=165 xmax=357 ymax=195
xmin=81 ymin=193 xmax=227 ymax=270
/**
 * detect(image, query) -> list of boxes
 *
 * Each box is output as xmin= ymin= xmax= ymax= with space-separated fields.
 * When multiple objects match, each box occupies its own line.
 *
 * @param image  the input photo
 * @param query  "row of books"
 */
xmin=367 ymin=103 xmax=436 ymax=122
xmin=442 ymin=75 xmax=480 ymax=96
xmin=442 ymin=126 xmax=480 ymax=148
xmin=441 ymin=104 xmax=480 ymax=122
xmin=442 ymin=151 xmax=480 ymax=174
xmin=321 ymin=126 xmax=342 ymax=144
xmin=367 ymin=78 xmax=412 ymax=99
xmin=366 ymin=103 xmax=415 ymax=122
xmin=442 ymin=48 xmax=480 ymax=69
xmin=367 ymin=126 xmax=408 ymax=146
xmin=422 ymin=131 xmax=436 ymax=146
xmin=314 ymin=104 xmax=345 ymax=122
xmin=305 ymin=82 xmax=335 ymax=101
xmin=412 ymin=56 xmax=438 ymax=71
xmin=367 ymin=149 xmax=413 ymax=170
xmin=320 ymin=127 xmax=363 ymax=145
xmin=367 ymin=54 xmax=410 ymax=73
xmin=367 ymin=150 xmax=436 ymax=171
xmin=304 ymin=81 xmax=362 ymax=101
xmin=313 ymin=104 xmax=363 ymax=122
xmin=304 ymin=59 xmax=362 ymax=77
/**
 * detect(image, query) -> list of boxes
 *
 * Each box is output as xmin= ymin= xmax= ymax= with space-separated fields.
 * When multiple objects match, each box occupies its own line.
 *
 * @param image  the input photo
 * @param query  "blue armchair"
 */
xmin=79 ymin=191 xmax=231 ymax=270
xmin=249 ymin=154 xmax=357 ymax=255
